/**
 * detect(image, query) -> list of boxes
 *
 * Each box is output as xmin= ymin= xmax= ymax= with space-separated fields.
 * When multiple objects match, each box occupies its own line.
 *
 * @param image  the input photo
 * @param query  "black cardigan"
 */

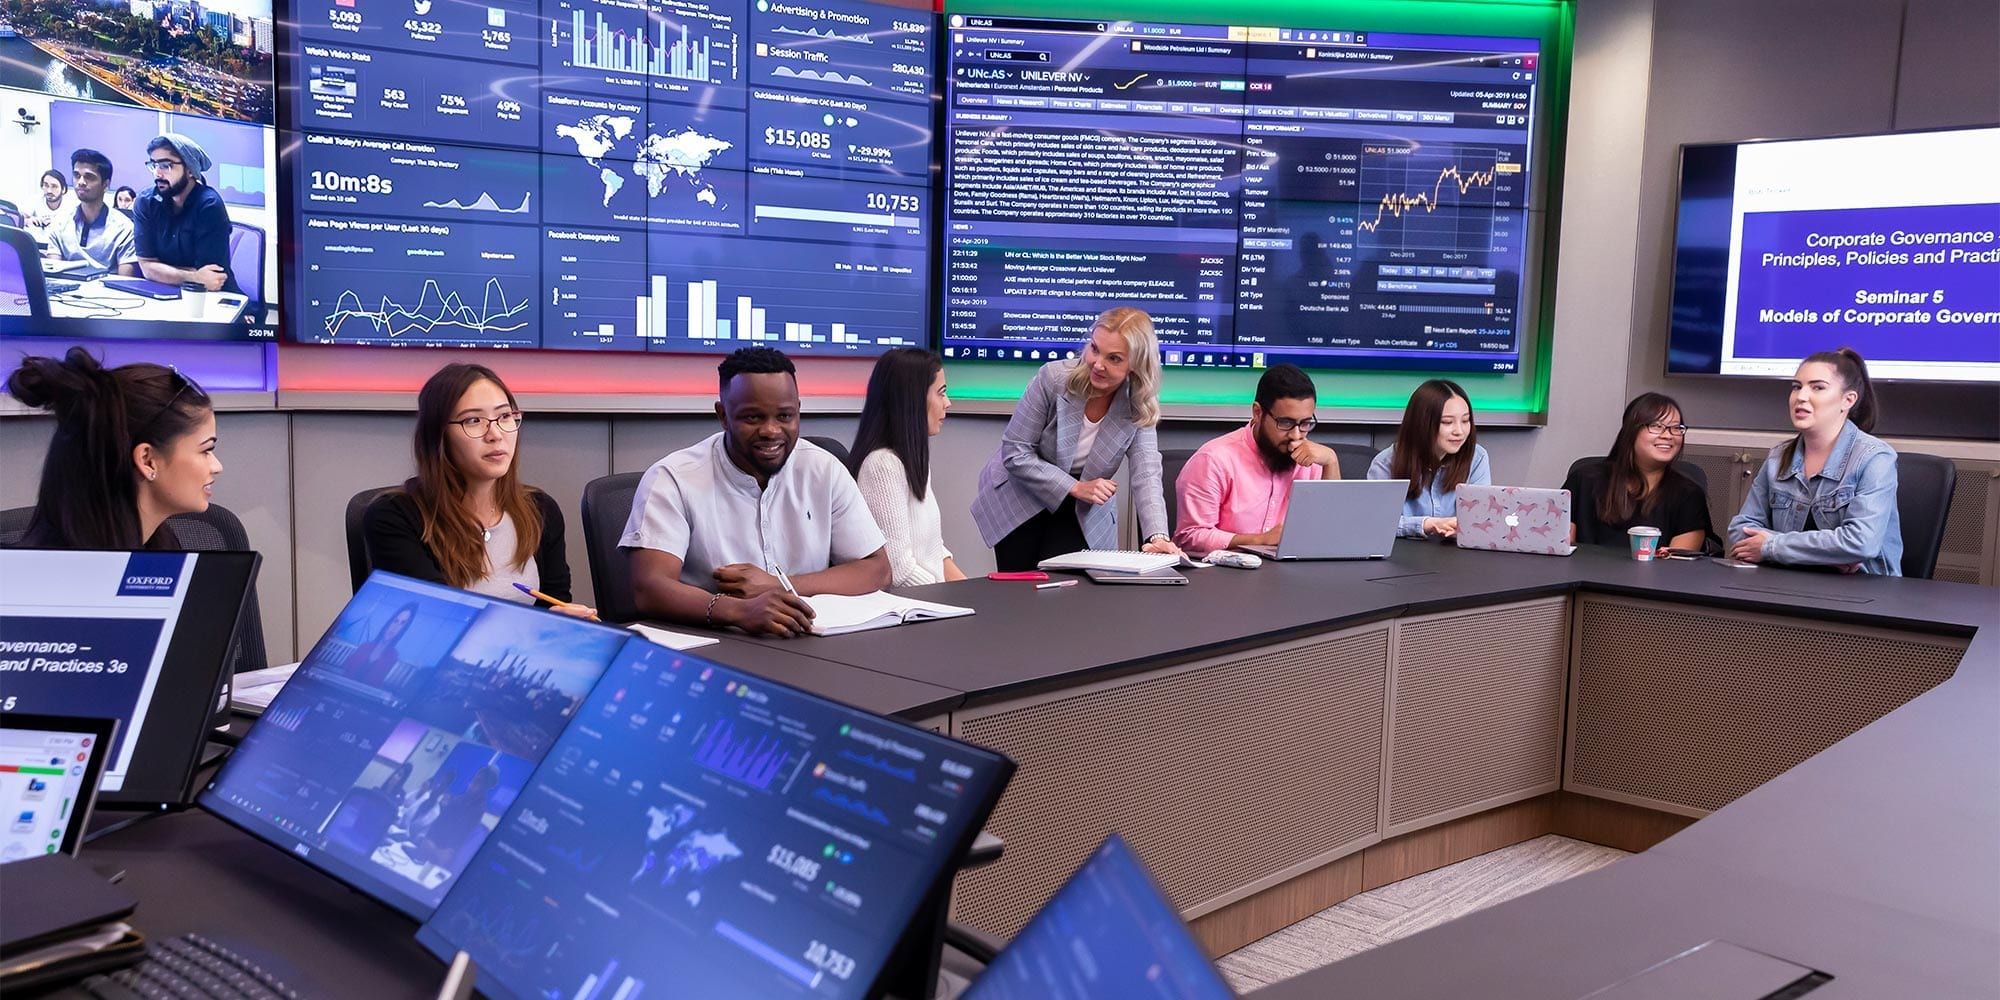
xmin=361 ymin=486 xmax=573 ymax=603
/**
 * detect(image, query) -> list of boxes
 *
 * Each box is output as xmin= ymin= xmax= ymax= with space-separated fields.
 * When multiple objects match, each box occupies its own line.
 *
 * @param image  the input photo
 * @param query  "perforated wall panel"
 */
xmin=1940 ymin=463 xmax=1989 ymax=559
xmin=1567 ymin=595 xmax=1966 ymax=816
xmin=1384 ymin=597 xmax=1568 ymax=836
xmin=950 ymin=625 xmax=1389 ymax=939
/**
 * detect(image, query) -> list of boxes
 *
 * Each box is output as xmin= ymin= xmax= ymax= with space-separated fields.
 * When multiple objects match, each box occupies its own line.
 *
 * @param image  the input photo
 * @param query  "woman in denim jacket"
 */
xmin=1727 ymin=348 xmax=1903 ymax=576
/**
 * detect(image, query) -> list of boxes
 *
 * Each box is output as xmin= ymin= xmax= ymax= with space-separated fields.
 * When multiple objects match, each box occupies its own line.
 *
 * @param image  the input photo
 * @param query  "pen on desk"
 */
xmin=512 ymin=582 xmax=599 ymax=620
xmin=1035 ymin=579 xmax=1078 ymax=590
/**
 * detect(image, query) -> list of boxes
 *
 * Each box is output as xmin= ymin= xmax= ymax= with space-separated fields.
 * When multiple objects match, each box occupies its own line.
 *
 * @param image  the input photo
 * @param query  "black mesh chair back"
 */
xmin=806 ymin=435 xmax=851 ymax=468
xmin=1896 ymin=452 xmax=1956 ymax=580
xmin=1159 ymin=448 xmax=1198 ymax=534
xmin=345 ymin=485 xmax=402 ymax=593
xmin=163 ymin=504 xmax=266 ymax=674
xmin=0 ymin=504 xmax=31 ymax=546
xmin=581 ymin=472 xmax=646 ymax=624
xmin=1329 ymin=442 xmax=1379 ymax=481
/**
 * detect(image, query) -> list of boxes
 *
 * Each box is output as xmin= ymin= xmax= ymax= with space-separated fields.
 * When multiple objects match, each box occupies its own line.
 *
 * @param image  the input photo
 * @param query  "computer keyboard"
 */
xmin=78 ymin=933 xmax=303 ymax=1000
xmin=1037 ymin=550 xmax=1182 ymax=574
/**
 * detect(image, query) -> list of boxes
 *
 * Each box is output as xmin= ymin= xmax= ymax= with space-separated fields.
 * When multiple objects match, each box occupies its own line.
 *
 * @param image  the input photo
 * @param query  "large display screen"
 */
xmin=417 ymin=639 xmax=1014 ymax=999
xmin=282 ymin=0 xmax=933 ymax=354
xmin=939 ymin=15 xmax=1543 ymax=373
xmin=201 ymin=572 xmax=627 ymax=918
xmin=1667 ymin=126 xmax=2000 ymax=382
xmin=0 ymin=0 xmax=277 ymax=341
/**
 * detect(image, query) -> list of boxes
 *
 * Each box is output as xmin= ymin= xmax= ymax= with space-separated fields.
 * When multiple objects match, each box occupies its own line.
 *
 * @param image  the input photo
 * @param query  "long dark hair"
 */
xmin=6 ymin=348 xmax=210 ymax=548
xmin=406 ymin=364 xmax=542 ymax=589
xmin=1600 ymin=392 xmax=1688 ymax=525
xmin=1781 ymin=347 xmax=1879 ymax=469
xmin=849 ymin=348 xmax=942 ymax=500
xmin=1389 ymin=379 xmax=1478 ymax=501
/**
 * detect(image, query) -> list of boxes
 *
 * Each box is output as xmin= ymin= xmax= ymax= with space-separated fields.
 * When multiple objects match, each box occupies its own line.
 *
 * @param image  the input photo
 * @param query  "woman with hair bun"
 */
xmin=6 ymin=347 xmax=220 ymax=549
xmin=1727 ymin=347 xmax=1903 ymax=575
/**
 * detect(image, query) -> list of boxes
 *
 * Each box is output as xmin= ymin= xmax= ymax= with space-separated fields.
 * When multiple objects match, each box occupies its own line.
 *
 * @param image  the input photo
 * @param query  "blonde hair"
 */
xmin=1064 ymin=306 xmax=1162 ymax=428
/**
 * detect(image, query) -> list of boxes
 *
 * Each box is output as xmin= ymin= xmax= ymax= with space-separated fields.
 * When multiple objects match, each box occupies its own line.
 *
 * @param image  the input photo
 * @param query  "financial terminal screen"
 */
xmin=940 ymin=15 xmax=1544 ymax=373
xmin=417 ymin=639 xmax=1013 ymax=999
xmin=283 ymin=0 xmax=933 ymax=354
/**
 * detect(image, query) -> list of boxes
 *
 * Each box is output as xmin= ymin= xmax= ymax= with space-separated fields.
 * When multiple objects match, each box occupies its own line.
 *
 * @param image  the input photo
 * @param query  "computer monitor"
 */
xmin=0 ymin=713 xmax=117 ymax=862
xmin=199 ymin=572 xmax=631 ymax=919
xmin=963 ymin=834 xmax=1237 ymax=1000
xmin=0 ymin=549 xmax=259 ymax=808
xmin=416 ymin=640 xmax=1016 ymax=999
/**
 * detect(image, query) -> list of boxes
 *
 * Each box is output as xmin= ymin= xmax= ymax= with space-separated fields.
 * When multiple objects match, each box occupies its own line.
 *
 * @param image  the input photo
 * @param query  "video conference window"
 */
xmin=284 ymin=0 xmax=934 ymax=355
xmin=201 ymin=574 xmax=627 ymax=917
xmin=0 ymin=0 xmax=277 ymax=340
xmin=418 ymin=640 xmax=1013 ymax=999
xmin=939 ymin=16 xmax=1543 ymax=373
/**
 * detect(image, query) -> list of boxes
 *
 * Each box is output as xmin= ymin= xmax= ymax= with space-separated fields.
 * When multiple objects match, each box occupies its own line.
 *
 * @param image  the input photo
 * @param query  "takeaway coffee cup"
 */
xmin=1628 ymin=525 xmax=1662 ymax=561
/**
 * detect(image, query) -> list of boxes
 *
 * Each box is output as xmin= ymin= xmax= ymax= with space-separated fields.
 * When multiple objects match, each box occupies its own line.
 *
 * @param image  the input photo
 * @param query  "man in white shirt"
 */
xmin=43 ymin=149 xmax=136 ymax=274
xmin=622 ymin=347 xmax=890 ymax=637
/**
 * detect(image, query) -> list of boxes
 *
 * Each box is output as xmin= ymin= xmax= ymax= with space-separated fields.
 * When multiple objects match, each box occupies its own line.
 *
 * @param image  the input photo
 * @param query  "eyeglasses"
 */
xmin=1265 ymin=414 xmax=1318 ymax=433
xmin=454 ymin=412 xmax=524 ymax=437
xmin=1645 ymin=421 xmax=1689 ymax=437
xmin=145 ymin=159 xmax=184 ymax=173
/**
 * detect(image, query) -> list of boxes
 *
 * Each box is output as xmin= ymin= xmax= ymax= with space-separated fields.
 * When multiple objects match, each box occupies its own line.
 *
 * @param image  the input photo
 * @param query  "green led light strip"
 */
xmin=939 ymin=0 xmax=1575 ymax=416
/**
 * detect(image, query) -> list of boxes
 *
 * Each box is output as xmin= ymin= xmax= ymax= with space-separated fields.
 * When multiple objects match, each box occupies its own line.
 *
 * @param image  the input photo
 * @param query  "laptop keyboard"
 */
xmin=78 ymin=933 xmax=304 ymax=1000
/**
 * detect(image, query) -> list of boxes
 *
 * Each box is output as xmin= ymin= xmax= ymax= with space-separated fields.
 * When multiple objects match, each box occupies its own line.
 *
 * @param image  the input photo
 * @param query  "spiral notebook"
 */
xmin=805 ymin=592 xmax=975 ymax=636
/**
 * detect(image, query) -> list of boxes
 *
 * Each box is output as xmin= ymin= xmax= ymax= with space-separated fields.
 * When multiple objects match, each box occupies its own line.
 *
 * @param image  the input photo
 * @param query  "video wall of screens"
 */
xmin=280 ymin=0 xmax=934 ymax=355
xmin=939 ymin=13 xmax=1549 ymax=374
xmin=0 ymin=0 xmax=278 ymax=342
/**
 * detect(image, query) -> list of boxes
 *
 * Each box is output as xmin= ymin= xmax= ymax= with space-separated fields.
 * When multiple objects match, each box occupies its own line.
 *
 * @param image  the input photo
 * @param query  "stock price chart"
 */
xmin=288 ymin=0 xmax=932 ymax=354
xmin=941 ymin=16 xmax=1542 ymax=372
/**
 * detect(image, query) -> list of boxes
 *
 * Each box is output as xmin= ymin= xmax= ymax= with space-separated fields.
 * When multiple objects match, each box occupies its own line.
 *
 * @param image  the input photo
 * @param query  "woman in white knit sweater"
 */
xmin=849 ymin=348 xmax=966 ymax=586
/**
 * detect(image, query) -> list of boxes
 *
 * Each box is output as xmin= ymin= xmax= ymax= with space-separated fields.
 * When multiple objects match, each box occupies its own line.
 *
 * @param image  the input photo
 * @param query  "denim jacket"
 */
xmin=1727 ymin=421 xmax=1903 ymax=576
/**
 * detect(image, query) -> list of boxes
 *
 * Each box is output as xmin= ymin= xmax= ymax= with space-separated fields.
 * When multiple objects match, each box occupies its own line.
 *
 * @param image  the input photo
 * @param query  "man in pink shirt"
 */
xmin=1174 ymin=364 xmax=1342 ymax=556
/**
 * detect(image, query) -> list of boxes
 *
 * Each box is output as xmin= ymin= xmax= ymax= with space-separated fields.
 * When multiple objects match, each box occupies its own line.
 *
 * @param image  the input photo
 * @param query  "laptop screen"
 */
xmin=200 ymin=572 xmax=629 ymax=918
xmin=965 ymin=834 xmax=1236 ymax=1000
xmin=0 ymin=714 xmax=117 ymax=861
xmin=417 ymin=639 xmax=1015 ymax=999
xmin=0 ymin=549 xmax=258 ymax=806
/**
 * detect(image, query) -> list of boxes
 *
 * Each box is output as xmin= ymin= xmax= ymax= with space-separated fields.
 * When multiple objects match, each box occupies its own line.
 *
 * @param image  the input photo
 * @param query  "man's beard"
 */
xmin=1255 ymin=435 xmax=1297 ymax=473
xmin=155 ymin=174 xmax=192 ymax=199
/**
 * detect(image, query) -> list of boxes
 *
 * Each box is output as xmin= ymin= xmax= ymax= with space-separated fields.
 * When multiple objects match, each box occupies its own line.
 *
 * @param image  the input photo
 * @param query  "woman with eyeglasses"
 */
xmin=6 ymin=347 xmax=220 ymax=549
xmin=363 ymin=363 xmax=596 ymax=617
xmin=1564 ymin=392 xmax=1714 ymax=552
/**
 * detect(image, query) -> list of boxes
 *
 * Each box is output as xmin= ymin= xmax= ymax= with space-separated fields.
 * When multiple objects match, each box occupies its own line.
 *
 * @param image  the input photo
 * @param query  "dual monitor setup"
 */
xmin=0 ymin=549 xmax=1235 ymax=997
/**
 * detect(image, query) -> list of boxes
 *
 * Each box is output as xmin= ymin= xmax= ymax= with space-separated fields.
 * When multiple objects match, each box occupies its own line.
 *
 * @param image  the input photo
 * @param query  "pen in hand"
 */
xmin=512 ymin=582 xmax=599 ymax=621
xmin=773 ymin=566 xmax=799 ymax=595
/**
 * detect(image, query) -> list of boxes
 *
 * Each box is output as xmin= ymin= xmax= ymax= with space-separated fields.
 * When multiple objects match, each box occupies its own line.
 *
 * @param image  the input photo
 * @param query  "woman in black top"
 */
xmin=1564 ymin=392 xmax=1713 ymax=552
xmin=6 ymin=348 xmax=221 ymax=550
xmin=363 ymin=363 xmax=595 ymax=618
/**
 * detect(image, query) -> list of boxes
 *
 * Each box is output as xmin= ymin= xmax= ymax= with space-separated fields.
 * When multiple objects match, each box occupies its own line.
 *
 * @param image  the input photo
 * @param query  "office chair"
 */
xmin=1896 ymin=452 xmax=1956 ymax=580
xmin=227 ymin=220 xmax=264 ymax=304
xmin=581 ymin=471 xmax=646 ymax=624
xmin=0 ymin=203 xmax=21 ymax=228
xmin=0 ymin=223 xmax=49 ymax=318
xmin=1329 ymin=442 xmax=1379 ymax=480
xmin=1158 ymin=447 xmax=1198 ymax=533
xmin=1 ymin=503 xmax=267 ymax=673
xmin=345 ymin=485 xmax=403 ymax=593
xmin=805 ymin=435 xmax=850 ymax=467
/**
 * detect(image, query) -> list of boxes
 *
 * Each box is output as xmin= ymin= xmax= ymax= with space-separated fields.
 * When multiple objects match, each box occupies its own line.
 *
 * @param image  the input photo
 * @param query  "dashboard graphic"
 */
xmin=286 ymin=0 xmax=931 ymax=354
xmin=940 ymin=15 xmax=1544 ymax=373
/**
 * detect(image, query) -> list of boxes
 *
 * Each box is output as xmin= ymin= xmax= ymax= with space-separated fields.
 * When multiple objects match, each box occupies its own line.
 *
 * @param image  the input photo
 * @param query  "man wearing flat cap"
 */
xmin=134 ymin=133 xmax=240 ymax=295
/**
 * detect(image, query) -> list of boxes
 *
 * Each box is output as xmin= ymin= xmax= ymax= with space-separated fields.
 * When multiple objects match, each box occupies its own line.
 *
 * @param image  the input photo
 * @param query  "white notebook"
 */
xmin=805 ymin=592 xmax=975 ymax=636
xmin=628 ymin=622 xmax=720 ymax=650
xmin=1037 ymin=550 xmax=1182 ymax=574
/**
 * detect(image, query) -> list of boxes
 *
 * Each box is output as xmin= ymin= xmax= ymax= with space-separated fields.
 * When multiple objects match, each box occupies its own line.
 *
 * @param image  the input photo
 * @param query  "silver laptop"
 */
xmin=1237 ymin=479 xmax=1407 ymax=560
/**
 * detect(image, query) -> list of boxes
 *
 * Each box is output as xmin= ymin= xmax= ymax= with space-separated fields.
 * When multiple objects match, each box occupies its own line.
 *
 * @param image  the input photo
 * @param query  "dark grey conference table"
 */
xmin=76 ymin=543 xmax=1998 ymax=997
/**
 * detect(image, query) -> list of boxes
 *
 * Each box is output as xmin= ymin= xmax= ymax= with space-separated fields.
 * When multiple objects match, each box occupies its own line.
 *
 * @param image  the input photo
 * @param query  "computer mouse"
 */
xmin=1205 ymin=550 xmax=1262 ymax=569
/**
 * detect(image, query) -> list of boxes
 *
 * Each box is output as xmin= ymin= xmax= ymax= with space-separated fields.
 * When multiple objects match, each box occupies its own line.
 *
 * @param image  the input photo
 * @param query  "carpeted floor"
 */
xmin=1218 ymin=834 xmax=1628 ymax=993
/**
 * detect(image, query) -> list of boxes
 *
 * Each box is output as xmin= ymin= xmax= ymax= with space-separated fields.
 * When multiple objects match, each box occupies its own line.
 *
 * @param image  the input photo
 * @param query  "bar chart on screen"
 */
xmin=639 ymin=239 xmax=925 ymax=353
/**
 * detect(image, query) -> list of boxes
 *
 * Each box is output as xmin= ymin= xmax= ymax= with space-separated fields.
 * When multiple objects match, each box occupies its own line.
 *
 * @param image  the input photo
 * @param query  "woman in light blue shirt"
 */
xmin=1727 ymin=348 xmax=1902 ymax=576
xmin=1368 ymin=379 xmax=1492 ymax=539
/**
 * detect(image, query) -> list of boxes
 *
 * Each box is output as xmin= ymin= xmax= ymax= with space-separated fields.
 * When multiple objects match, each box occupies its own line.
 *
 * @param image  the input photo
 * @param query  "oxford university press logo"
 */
xmin=117 ymin=553 xmax=188 ymax=597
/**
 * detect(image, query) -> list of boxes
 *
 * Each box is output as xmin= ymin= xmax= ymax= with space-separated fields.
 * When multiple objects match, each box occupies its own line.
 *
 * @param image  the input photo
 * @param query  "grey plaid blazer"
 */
xmin=970 ymin=359 xmax=1167 ymax=550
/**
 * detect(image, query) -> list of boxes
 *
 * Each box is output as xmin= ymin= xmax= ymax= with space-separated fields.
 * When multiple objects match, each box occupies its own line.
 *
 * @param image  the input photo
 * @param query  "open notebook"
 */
xmin=805 ymin=592 xmax=974 ymax=636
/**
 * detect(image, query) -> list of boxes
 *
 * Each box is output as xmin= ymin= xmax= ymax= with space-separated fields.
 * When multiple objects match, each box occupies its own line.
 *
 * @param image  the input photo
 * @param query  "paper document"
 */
xmin=628 ymin=622 xmax=720 ymax=650
xmin=804 ymin=592 xmax=974 ymax=637
xmin=231 ymin=662 xmax=300 ymax=715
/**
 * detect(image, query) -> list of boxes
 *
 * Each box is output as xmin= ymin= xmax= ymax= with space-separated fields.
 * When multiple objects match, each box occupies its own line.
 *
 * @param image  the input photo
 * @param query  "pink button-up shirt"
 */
xmin=1173 ymin=423 xmax=1324 ymax=556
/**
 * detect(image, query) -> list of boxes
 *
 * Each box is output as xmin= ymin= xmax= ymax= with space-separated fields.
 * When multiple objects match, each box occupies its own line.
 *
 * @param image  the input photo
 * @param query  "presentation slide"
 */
xmin=1717 ymin=128 xmax=2000 ymax=382
xmin=418 ymin=641 xmax=1011 ymax=1000
xmin=285 ymin=0 xmax=933 ymax=355
xmin=940 ymin=15 xmax=1541 ymax=372
xmin=0 ymin=0 xmax=277 ymax=341
xmin=0 ymin=551 xmax=191 ymax=793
